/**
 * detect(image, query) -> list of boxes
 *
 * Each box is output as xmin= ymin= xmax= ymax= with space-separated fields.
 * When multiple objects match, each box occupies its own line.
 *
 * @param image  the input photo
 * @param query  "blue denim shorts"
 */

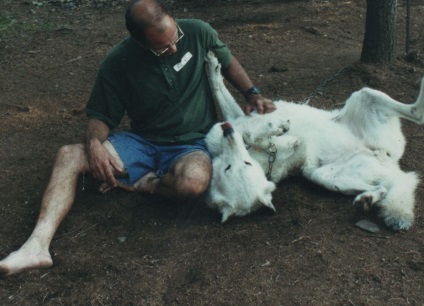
xmin=107 ymin=132 xmax=211 ymax=185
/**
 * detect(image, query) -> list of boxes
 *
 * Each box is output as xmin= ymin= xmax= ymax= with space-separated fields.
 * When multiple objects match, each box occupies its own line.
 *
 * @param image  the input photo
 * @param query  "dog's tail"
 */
xmin=379 ymin=171 xmax=419 ymax=231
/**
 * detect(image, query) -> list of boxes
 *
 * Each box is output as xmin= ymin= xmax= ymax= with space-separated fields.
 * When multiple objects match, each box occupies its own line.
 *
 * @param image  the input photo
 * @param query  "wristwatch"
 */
xmin=244 ymin=86 xmax=261 ymax=99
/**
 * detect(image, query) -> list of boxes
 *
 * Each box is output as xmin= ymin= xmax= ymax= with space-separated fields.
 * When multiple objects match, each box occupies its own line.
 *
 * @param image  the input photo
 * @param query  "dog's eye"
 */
xmin=225 ymin=165 xmax=231 ymax=172
xmin=244 ymin=161 xmax=252 ymax=166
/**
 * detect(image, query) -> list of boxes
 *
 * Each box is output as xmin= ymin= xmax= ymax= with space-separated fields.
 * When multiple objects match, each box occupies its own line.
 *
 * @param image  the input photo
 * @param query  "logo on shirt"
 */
xmin=173 ymin=52 xmax=193 ymax=72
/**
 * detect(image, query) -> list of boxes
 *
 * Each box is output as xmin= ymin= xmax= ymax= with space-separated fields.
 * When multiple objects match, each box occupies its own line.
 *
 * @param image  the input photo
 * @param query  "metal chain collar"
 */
xmin=245 ymin=137 xmax=277 ymax=181
xmin=266 ymin=137 xmax=277 ymax=181
xmin=301 ymin=65 xmax=350 ymax=104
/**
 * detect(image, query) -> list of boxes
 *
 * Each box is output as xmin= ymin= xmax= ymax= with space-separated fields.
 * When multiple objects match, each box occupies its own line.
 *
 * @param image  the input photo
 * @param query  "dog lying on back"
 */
xmin=205 ymin=122 xmax=276 ymax=222
xmin=205 ymin=51 xmax=424 ymax=230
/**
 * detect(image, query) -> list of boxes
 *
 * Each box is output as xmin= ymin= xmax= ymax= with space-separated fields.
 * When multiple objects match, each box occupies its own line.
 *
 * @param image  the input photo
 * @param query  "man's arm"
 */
xmin=85 ymin=119 xmax=124 ymax=187
xmin=221 ymin=55 xmax=276 ymax=115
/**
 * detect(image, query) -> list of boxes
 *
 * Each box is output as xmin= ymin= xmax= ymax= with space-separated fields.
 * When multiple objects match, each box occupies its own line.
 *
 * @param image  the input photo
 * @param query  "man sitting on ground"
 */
xmin=0 ymin=0 xmax=275 ymax=276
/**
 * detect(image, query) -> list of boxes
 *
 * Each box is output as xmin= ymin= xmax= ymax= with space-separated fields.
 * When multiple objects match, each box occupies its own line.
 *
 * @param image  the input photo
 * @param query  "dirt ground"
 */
xmin=1 ymin=0 xmax=424 ymax=304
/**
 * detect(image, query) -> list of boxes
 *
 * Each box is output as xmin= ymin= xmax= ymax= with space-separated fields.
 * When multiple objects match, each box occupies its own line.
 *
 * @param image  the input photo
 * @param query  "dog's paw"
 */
xmin=381 ymin=213 xmax=414 ymax=231
xmin=205 ymin=50 xmax=219 ymax=64
xmin=353 ymin=188 xmax=386 ymax=212
xmin=378 ymin=204 xmax=414 ymax=231
xmin=267 ymin=120 xmax=290 ymax=137
xmin=278 ymin=119 xmax=290 ymax=133
xmin=353 ymin=194 xmax=374 ymax=213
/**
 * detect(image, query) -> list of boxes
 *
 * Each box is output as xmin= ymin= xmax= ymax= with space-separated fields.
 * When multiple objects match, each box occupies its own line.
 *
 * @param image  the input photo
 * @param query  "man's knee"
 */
xmin=175 ymin=169 xmax=211 ymax=197
xmin=56 ymin=144 xmax=88 ymax=170
xmin=172 ymin=151 xmax=212 ymax=197
xmin=57 ymin=144 xmax=84 ymax=158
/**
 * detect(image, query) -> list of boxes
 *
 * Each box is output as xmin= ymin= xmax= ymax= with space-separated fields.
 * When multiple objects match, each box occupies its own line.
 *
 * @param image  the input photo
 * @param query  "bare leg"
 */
xmin=0 ymin=144 xmax=90 ymax=276
xmin=0 ymin=147 xmax=210 ymax=276
xmin=133 ymin=151 xmax=212 ymax=198
xmin=99 ymin=143 xmax=212 ymax=199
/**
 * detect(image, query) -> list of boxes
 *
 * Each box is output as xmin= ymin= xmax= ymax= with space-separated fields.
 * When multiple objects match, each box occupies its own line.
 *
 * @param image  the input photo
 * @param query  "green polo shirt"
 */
xmin=86 ymin=19 xmax=232 ymax=145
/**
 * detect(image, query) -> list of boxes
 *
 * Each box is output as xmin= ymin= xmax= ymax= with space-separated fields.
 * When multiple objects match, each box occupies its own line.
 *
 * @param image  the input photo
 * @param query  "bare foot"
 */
xmin=99 ymin=181 xmax=114 ymax=193
xmin=99 ymin=181 xmax=135 ymax=193
xmin=98 ymin=172 xmax=158 ymax=194
xmin=133 ymin=171 xmax=159 ymax=194
xmin=0 ymin=237 xmax=53 ymax=277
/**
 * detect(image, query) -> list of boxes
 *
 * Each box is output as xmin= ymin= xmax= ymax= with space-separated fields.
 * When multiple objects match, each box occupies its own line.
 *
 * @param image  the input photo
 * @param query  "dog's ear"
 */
xmin=204 ymin=123 xmax=224 ymax=157
xmin=259 ymin=181 xmax=276 ymax=212
xmin=261 ymin=200 xmax=276 ymax=213
xmin=221 ymin=206 xmax=235 ymax=223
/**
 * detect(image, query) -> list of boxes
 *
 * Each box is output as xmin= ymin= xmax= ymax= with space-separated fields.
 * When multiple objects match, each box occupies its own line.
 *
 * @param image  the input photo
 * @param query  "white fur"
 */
xmin=205 ymin=123 xmax=276 ymax=223
xmin=205 ymin=51 xmax=424 ymax=230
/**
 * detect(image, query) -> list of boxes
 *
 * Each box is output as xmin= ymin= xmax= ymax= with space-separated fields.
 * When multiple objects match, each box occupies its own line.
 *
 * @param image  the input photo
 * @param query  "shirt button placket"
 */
xmin=165 ymin=66 xmax=173 ymax=88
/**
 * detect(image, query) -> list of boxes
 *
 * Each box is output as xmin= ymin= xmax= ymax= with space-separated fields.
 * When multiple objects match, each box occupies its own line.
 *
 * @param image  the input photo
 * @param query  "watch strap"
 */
xmin=244 ymin=86 xmax=261 ymax=99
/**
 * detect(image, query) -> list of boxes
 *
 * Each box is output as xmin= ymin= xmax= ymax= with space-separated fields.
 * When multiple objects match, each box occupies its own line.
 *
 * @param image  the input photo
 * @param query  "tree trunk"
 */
xmin=361 ymin=0 xmax=397 ymax=63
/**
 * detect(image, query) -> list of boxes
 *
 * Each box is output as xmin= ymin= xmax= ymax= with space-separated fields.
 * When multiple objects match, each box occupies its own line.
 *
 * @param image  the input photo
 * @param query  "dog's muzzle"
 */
xmin=221 ymin=122 xmax=234 ymax=137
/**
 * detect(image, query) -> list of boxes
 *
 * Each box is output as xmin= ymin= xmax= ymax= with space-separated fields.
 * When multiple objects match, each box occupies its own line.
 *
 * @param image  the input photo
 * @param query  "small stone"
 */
xmin=117 ymin=236 xmax=127 ymax=243
xmin=355 ymin=219 xmax=380 ymax=233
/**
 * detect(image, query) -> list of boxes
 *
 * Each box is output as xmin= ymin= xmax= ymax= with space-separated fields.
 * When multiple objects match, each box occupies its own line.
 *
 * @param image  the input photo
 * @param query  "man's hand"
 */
xmin=85 ymin=119 xmax=124 ymax=189
xmin=220 ymin=56 xmax=277 ymax=116
xmin=86 ymin=138 xmax=124 ymax=188
xmin=244 ymin=95 xmax=276 ymax=115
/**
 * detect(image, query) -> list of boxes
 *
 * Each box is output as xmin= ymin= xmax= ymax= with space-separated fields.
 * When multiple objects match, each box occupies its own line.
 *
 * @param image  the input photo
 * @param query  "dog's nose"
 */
xmin=223 ymin=127 xmax=234 ymax=137
xmin=221 ymin=122 xmax=234 ymax=137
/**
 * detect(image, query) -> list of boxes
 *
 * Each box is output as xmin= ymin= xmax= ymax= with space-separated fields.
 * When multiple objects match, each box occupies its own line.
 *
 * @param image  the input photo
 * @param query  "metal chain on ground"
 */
xmin=301 ymin=65 xmax=350 ymax=104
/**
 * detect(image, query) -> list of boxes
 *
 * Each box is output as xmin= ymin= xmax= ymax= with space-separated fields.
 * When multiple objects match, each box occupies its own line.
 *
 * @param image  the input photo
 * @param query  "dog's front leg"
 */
xmin=205 ymin=51 xmax=244 ymax=121
xmin=240 ymin=116 xmax=290 ymax=150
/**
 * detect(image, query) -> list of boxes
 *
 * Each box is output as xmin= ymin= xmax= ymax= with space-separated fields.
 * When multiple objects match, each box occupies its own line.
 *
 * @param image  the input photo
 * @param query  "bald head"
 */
xmin=125 ymin=0 xmax=174 ymax=44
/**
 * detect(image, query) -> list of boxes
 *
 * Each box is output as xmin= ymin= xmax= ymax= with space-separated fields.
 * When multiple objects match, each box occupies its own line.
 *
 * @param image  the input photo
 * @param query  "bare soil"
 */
xmin=1 ymin=0 xmax=424 ymax=305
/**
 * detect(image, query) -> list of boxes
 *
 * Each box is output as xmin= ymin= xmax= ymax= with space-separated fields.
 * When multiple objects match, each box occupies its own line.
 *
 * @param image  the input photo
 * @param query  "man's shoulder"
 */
xmin=105 ymin=37 xmax=133 ymax=59
xmin=177 ymin=18 xmax=213 ymax=33
xmin=100 ymin=37 xmax=134 ymax=70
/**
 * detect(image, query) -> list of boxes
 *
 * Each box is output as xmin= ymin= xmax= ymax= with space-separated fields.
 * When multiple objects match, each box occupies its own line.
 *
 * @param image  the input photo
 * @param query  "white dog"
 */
xmin=205 ymin=122 xmax=277 ymax=222
xmin=205 ymin=51 xmax=424 ymax=230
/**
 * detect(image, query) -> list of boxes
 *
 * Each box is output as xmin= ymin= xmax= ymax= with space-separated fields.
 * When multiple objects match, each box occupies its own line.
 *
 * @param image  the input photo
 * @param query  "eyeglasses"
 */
xmin=148 ymin=23 xmax=184 ymax=57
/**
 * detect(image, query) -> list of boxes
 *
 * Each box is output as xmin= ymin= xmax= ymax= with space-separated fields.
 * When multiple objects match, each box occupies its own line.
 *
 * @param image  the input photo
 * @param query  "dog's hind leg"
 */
xmin=375 ymin=171 xmax=419 ymax=231
xmin=304 ymin=152 xmax=392 ymax=208
xmin=334 ymin=80 xmax=424 ymax=160
xmin=396 ymin=76 xmax=424 ymax=124
xmin=305 ymin=162 xmax=386 ymax=198
xmin=306 ymin=157 xmax=419 ymax=230
xmin=339 ymin=77 xmax=424 ymax=125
